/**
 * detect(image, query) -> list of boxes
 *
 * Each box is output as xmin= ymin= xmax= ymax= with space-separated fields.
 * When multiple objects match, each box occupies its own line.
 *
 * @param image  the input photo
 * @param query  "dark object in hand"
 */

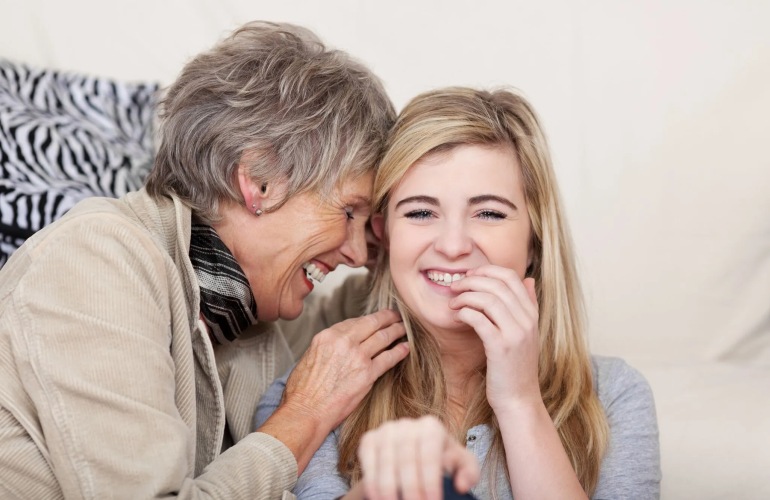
xmin=443 ymin=475 xmax=478 ymax=500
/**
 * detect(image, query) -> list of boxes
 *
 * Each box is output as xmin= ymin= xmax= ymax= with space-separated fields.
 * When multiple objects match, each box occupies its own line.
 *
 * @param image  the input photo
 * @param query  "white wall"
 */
xmin=2 ymin=0 xmax=769 ymax=364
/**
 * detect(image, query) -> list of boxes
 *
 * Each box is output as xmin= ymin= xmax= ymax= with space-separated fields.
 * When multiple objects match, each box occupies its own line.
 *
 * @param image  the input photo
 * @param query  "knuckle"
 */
xmin=363 ymin=481 xmax=378 ymax=500
xmin=332 ymin=318 xmax=355 ymax=334
xmin=360 ymin=431 xmax=376 ymax=450
xmin=338 ymin=316 xmax=355 ymax=328
xmin=420 ymin=414 xmax=439 ymax=424
xmin=497 ymin=266 xmax=516 ymax=281
xmin=376 ymin=350 xmax=393 ymax=368
xmin=520 ymin=313 xmax=538 ymax=333
xmin=381 ymin=420 xmax=401 ymax=435
xmin=419 ymin=415 xmax=442 ymax=431
xmin=354 ymin=312 xmax=377 ymax=329
xmin=330 ymin=334 xmax=351 ymax=352
xmin=488 ymin=278 xmax=505 ymax=293
xmin=349 ymin=351 xmax=367 ymax=369
xmin=365 ymin=314 xmax=381 ymax=331
xmin=308 ymin=334 xmax=332 ymax=353
xmin=310 ymin=330 xmax=330 ymax=346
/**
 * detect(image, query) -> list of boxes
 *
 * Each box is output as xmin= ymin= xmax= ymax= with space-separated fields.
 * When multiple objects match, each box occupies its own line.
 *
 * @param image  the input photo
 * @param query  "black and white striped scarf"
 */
xmin=189 ymin=223 xmax=258 ymax=344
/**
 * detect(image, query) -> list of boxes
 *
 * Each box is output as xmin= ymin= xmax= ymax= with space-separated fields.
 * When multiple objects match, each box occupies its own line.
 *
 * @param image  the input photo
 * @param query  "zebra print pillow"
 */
xmin=0 ymin=59 xmax=159 ymax=267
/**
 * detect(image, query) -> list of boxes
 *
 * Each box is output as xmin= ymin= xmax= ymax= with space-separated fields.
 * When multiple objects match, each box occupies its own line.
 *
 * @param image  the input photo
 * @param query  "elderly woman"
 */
xmin=0 ymin=21 xmax=408 ymax=498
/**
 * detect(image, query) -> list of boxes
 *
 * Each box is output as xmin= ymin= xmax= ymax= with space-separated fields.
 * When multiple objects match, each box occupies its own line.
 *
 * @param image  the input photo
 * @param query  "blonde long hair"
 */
xmin=338 ymin=87 xmax=609 ymax=494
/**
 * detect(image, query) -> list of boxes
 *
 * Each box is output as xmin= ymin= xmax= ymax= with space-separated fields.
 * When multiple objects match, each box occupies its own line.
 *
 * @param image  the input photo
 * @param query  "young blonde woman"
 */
xmin=257 ymin=87 xmax=661 ymax=499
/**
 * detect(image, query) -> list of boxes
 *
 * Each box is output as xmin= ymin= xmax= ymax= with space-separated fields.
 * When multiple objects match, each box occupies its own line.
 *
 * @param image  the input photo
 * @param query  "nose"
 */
xmin=434 ymin=220 xmax=473 ymax=259
xmin=339 ymin=220 xmax=368 ymax=268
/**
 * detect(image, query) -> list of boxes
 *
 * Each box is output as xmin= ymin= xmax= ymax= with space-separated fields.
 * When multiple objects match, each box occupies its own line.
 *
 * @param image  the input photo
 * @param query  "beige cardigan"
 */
xmin=0 ymin=189 xmax=299 ymax=499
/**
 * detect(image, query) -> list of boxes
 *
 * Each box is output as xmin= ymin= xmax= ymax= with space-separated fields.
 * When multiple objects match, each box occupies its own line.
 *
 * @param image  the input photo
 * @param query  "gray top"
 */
xmin=255 ymin=356 xmax=661 ymax=499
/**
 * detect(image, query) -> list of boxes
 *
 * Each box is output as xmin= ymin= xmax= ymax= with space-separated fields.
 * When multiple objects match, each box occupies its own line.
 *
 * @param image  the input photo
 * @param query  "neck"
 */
xmin=429 ymin=325 xmax=486 ymax=425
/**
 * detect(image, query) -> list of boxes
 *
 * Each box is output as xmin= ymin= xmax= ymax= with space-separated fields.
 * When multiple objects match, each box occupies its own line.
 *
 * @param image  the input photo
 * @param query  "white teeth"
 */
xmin=426 ymin=270 xmax=465 ymax=287
xmin=302 ymin=262 xmax=327 ymax=283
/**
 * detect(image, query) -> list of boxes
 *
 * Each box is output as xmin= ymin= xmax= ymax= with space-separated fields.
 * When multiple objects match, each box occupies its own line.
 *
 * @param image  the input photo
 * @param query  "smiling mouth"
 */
xmin=426 ymin=270 xmax=466 ymax=287
xmin=302 ymin=262 xmax=327 ymax=283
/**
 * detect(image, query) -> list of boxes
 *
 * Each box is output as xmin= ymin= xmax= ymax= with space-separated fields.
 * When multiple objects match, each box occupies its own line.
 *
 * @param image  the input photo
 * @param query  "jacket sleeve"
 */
xmin=9 ymin=212 xmax=296 ymax=499
xmin=278 ymin=273 xmax=371 ymax=360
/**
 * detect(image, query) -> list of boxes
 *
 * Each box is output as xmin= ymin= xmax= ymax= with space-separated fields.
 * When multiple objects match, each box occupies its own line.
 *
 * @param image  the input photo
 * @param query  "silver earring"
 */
xmin=251 ymin=203 xmax=263 ymax=216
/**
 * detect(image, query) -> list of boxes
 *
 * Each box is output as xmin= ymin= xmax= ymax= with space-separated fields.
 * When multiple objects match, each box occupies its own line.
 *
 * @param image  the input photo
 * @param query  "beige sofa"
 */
xmin=3 ymin=1 xmax=769 ymax=498
xmin=582 ymin=72 xmax=770 ymax=497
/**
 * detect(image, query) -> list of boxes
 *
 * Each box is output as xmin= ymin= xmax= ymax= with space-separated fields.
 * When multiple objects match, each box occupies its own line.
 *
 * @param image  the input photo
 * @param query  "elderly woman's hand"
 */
xmin=259 ymin=309 xmax=409 ymax=473
xmin=345 ymin=416 xmax=480 ymax=500
xmin=285 ymin=309 xmax=408 ymax=426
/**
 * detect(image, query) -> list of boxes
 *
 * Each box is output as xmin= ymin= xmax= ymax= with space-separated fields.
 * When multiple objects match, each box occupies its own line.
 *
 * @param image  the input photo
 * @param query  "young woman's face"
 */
xmin=386 ymin=144 xmax=532 ymax=333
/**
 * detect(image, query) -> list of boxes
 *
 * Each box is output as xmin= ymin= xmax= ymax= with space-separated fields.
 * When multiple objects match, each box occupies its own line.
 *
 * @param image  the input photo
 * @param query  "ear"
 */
xmin=370 ymin=214 xmax=388 ymax=248
xmin=237 ymin=164 xmax=261 ymax=208
xmin=525 ymin=232 xmax=536 ymax=277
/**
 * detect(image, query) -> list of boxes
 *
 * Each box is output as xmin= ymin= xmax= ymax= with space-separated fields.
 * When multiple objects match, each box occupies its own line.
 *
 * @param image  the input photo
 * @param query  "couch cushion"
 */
xmin=0 ymin=59 xmax=158 ymax=266
xmin=639 ymin=362 xmax=770 ymax=499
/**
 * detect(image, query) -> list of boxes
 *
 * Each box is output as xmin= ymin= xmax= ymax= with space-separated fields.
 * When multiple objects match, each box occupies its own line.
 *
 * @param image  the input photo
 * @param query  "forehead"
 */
xmin=392 ymin=144 xmax=522 ymax=198
xmin=333 ymin=170 xmax=374 ymax=205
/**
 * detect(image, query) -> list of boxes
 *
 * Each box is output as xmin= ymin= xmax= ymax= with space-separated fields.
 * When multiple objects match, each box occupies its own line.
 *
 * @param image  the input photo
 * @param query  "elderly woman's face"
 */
xmin=222 ymin=172 xmax=374 ymax=322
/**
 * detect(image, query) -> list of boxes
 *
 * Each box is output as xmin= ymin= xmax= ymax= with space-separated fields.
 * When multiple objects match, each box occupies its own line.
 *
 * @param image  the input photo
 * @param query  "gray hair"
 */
xmin=145 ymin=21 xmax=396 ymax=223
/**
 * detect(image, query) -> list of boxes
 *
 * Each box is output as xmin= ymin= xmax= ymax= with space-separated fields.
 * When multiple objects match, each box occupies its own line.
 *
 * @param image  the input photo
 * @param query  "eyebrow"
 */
xmin=394 ymin=195 xmax=438 ymax=209
xmin=395 ymin=194 xmax=517 ymax=210
xmin=469 ymin=194 xmax=517 ymax=210
xmin=348 ymin=194 xmax=372 ymax=207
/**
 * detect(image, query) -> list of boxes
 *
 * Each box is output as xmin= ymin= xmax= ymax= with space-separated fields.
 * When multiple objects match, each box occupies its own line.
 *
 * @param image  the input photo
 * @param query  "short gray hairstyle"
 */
xmin=145 ymin=21 xmax=396 ymax=223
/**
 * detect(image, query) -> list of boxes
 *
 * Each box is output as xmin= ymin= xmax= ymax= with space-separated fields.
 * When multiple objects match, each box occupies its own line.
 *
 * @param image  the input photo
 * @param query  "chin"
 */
xmin=279 ymin=304 xmax=304 ymax=321
xmin=416 ymin=310 xmax=465 ymax=333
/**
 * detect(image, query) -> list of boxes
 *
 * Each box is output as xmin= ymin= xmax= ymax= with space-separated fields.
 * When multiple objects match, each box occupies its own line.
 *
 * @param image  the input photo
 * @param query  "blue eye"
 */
xmin=477 ymin=210 xmax=506 ymax=220
xmin=405 ymin=209 xmax=435 ymax=220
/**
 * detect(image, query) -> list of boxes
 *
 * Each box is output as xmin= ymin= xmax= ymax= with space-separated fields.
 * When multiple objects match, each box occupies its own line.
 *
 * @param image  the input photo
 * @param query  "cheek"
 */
xmin=387 ymin=244 xmax=411 ymax=283
xmin=306 ymin=220 xmax=348 ymax=254
xmin=479 ymin=230 xmax=531 ymax=276
xmin=386 ymin=224 xmax=422 ymax=270
xmin=388 ymin=247 xmax=417 ymax=314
